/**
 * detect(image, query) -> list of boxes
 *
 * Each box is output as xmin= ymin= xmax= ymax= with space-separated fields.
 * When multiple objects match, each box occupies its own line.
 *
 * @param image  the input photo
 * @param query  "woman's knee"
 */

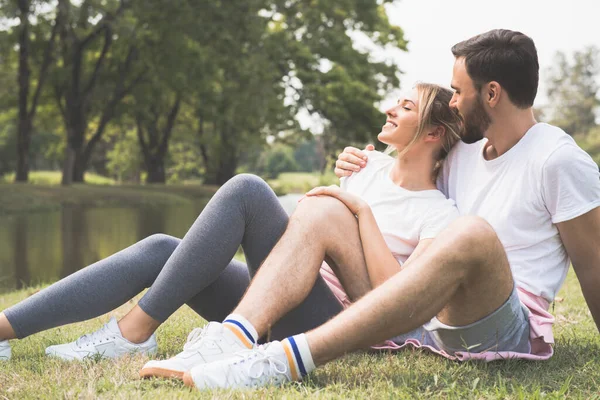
xmin=141 ymin=234 xmax=180 ymax=254
xmin=223 ymin=174 xmax=271 ymax=196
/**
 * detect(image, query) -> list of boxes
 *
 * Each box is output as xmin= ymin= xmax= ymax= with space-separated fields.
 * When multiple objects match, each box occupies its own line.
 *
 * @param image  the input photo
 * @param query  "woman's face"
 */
xmin=378 ymin=88 xmax=420 ymax=151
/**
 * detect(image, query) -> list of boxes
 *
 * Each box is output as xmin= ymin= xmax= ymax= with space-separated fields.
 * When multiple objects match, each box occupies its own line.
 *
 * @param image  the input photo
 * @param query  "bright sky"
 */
xmin=381 ymin=0 xmax=600 ymax=110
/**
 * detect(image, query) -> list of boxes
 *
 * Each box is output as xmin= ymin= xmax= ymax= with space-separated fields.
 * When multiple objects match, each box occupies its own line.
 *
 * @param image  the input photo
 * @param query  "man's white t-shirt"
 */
xmin=439 ymin=123 xmax=600 ymax=302
xmin=342 ymin=150 xmax=459 ymax=265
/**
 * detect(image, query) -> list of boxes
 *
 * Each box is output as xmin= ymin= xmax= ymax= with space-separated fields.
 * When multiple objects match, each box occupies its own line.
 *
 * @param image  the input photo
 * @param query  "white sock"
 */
xmin=222 ymin=314 xmax=258 ymax=348
xmin=281 ymin=334 xmax=316 ymax=380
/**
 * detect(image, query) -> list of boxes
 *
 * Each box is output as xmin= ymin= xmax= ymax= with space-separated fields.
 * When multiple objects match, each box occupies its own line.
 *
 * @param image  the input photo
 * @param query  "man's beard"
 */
xmin=461 ymin=94 xmax=491 ymax=144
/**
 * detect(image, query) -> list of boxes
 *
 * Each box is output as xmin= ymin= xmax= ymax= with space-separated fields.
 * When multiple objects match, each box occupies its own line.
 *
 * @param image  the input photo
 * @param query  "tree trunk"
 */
xmin=203 ymin=145 xmax=238 ymax=185
xmin=145 ymin=158 xmax=166 ymax=183
xmin=72 ymin=149 xmax=86 ymax=182
xmin=16 ymin=1 xmax=31 ymax=182
xmin=61 ymin=145 xmax=76 ymax=185
xmin=216 ymin=152 xmax=238 ymax=185
xmin=15 ymin=120 xmax=31 ymax=182
xmin=137 ymin=97 xmax=180 ymax=184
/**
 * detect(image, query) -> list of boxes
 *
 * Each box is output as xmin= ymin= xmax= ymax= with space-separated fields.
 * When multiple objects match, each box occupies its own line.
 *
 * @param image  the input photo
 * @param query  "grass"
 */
xmin=2 ymin=171 xmax=116 ymax=186
xmin=267 ymin=172 xmax=338 ymax=195
xmin=1 ymin=269 xmax=599 ymax=399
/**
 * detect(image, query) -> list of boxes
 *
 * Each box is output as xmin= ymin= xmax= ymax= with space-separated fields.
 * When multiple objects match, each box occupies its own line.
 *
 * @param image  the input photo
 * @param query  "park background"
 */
xmin=0 ymin=0 xmax=599 ymax=398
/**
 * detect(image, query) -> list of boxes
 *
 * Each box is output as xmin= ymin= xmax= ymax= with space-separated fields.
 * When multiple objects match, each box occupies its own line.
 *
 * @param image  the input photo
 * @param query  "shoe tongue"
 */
xmin=105 ymin=317 xmax=122 ymax=335
xmin=205 ymin=321 xmax=225 ymax=334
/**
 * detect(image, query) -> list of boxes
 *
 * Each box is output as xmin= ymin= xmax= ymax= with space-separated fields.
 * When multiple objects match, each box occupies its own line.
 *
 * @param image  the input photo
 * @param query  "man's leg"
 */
xmin=306 ymin=215 xmax=513 ymax=365
xmin=232 ymin=196 xmax=374 ymax=337
xmin=182 ymin=215 xmax=515 ymax=390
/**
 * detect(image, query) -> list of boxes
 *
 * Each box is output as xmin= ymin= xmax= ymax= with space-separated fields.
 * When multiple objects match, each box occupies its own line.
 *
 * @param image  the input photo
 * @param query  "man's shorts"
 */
xmin=391 ymin=285 xmax=531 ymax=354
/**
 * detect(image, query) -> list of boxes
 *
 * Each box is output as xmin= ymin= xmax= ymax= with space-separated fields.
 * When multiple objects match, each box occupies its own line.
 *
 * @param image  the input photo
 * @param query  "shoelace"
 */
xmin=75 ymin=324 xmax=112 ymax=348
xmin=183 ymin=327 xmax=207 ymax=351
xmin=226 ymin=346 xmax=289 ymax=386
xmin=183 ymin=325 xmax=224 ymax=351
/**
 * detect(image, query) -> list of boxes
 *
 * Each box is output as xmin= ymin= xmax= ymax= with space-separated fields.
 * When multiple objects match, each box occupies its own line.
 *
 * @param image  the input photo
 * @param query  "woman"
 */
xmin=147 ymin=82 xmax=464 ymax=382
xmin=0 ymin=83 xmax=462 ymax=373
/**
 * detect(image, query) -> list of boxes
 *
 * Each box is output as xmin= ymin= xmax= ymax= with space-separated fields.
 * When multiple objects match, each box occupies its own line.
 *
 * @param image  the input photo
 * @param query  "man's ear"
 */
xmin=486 ymin=81 xmax=501 ymax=108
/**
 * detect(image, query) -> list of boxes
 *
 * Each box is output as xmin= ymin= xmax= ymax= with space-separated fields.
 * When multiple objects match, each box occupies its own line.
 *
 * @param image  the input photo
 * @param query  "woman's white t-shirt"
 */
xmin=438 ymin=123 xmax=600 ymax=301
xmin=341 ymin=150 xmax=459 ymax=265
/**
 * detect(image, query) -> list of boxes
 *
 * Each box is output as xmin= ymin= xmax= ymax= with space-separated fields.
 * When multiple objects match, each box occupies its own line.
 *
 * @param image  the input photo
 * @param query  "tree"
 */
xmin=106 ymin=128 xmax=141 ymax=183
xmin=196 ymin=0 xmax=407 ymax=184
xmin=135 ymin=94 xmax=182 ymax=183
xmin=546 ymin=47 xmax=600 ymax=135
xmin=575 ymin=126 xmax=600 ymax=167
xmin=53 ymin=0 xmax=143 ymax=185
xmin=265 ymin=0 xmax=406 ymax=168
xmin=256 ymin=144 xmax=299 ymax=179
xmin=0 ymin=0 xmax=59 ymax=182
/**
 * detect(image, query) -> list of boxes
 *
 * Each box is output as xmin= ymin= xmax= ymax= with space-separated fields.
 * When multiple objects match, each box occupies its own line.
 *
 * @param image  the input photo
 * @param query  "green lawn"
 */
xmin=1 ymin=269 xmax=599 ymax=399
xmin=267 ymin=172 xmax=338 ymax=195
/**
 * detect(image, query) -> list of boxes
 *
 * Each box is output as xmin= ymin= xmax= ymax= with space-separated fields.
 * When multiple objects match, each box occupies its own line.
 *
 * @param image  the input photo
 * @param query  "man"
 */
xmin=156 ymin=29 xmax=600 ymax=390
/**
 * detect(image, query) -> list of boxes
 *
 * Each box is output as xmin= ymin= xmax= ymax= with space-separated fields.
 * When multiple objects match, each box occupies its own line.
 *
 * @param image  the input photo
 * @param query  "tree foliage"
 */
xmin=0 ymin=0 xmax=407 ymax=185
xmin=547 ymin=47 xmax=600 ymax=135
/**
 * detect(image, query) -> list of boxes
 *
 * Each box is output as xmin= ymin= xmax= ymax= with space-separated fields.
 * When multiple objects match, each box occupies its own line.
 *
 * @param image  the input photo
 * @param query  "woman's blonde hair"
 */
xmin=385 ymin=82 xmax=463 ymax=178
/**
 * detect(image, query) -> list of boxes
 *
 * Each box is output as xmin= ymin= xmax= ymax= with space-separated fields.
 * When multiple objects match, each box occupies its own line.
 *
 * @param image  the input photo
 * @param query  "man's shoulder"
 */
xmin=526 ymin=123 xmax=576 ymax=155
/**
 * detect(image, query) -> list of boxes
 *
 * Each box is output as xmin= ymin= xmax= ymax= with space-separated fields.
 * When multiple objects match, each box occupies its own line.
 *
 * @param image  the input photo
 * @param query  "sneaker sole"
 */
xmin=139 ymin=367 xmax=185 ymax=380
xmin=182 ymin=371 xmax=195 ymax=388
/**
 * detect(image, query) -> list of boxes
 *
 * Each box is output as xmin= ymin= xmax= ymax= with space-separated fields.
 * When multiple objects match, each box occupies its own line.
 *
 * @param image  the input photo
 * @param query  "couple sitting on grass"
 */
xmin=1 ymin=29 xmax=600 ymax=391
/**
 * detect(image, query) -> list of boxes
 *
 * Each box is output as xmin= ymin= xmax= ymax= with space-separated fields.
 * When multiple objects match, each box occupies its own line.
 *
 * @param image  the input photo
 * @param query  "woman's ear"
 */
xmin=427 ymin=125 xmax=445 ymax=142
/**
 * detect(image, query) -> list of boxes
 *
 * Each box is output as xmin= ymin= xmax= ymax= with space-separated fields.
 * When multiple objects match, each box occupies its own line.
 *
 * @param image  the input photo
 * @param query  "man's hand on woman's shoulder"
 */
xmin=334 ymin=144 xmax=375 ymax=178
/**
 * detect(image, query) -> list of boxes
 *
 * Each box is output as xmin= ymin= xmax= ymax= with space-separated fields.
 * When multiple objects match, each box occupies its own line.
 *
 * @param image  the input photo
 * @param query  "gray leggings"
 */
xmin=4 ymin=174 xmax=343 ymax=340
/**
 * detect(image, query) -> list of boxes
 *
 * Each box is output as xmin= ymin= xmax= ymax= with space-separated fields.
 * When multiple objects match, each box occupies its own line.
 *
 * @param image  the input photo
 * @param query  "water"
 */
xmin=0 ymin=194 xmax=302 ymax=294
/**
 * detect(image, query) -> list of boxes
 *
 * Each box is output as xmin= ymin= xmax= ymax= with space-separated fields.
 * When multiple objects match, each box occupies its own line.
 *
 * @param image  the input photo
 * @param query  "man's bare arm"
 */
xmin=557 ymin=207 xmax=600 ymax=333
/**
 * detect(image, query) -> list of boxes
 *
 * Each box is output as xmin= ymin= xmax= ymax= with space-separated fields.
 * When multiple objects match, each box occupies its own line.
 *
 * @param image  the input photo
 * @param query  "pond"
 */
xmin=0 ymin=194 xmax=302 ymax=294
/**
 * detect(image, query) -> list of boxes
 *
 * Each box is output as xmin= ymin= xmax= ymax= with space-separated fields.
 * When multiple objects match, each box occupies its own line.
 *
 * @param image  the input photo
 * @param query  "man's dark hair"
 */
xmin=451 ymin=29 xmax=539 ymax=108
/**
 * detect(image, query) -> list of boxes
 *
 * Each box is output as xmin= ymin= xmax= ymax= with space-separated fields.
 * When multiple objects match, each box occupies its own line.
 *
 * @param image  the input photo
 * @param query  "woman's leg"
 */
xmin=2 ymin=174 xmax=341 ymax=344
xmin=1 ymin=234 xmax=180 ymax=340
xmin=132 ymin=174 xmax=291 ymax=323
xmin=179 ymin=174 xmax=343 ymax=340
xmin=132 ymin=174 xmax=341 ymax=340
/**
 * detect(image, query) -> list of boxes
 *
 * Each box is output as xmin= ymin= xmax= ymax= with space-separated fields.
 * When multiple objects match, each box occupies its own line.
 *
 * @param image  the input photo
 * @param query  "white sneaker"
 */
xmin=45 ymin=317 xmax=157 ymax=361
xmin=140 ymin=321 xmax=253 ymax=380
xmin=0 ymin=340 xmax=10 ymax=361
xmin=183 ymin=341 xmax=292 ymax=390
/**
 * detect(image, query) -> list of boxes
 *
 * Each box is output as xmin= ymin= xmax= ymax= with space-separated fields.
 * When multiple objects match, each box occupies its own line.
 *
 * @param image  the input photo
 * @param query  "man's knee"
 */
xmin=439 ymin=216 xmax=507 ymax=268
xmin=448 ymin=216 xmax=499 ymax=247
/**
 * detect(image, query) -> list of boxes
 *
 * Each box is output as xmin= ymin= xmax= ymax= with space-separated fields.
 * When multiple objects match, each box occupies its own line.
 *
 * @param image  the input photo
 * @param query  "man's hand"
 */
xmin=305 ymin=185 xmax=369 ymax=216
xmin=334 ymin=144 xmax=375 ymax=178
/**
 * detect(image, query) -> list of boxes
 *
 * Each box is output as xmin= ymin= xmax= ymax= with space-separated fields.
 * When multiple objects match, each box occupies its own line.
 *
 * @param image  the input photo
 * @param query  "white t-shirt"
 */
xmin=439 ymin=123 xmax=600 ymax=301
xmin=342 ymin=150 xmax=459 ymax=265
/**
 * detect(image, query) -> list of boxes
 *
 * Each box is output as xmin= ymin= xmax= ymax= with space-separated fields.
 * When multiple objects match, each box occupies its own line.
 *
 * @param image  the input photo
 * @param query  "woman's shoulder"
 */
xmin=421 ymin=191 xmax=459 ymax=214
xmin=341 ymin=150 xmax=392 ymax=191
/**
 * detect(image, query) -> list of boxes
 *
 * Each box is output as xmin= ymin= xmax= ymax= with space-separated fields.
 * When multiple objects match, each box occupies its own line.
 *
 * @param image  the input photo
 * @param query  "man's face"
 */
xmin=450 ymin=58 xmax=491 ymax=144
